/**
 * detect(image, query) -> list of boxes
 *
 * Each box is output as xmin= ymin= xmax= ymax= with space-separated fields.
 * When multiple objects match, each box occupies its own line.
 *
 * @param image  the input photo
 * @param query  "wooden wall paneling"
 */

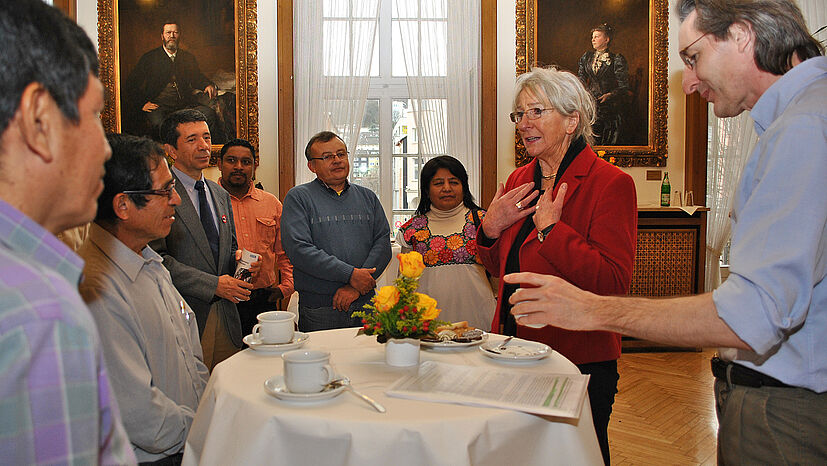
xmin=277 ymin=0 xmax=295 ymax=202
xmin=684 ymin=92 xmax=708 ymax=204
xmin=480 ymin=0 xmax=497 ymax=209
xmin=53 ymin=0 xmax=76 ymax=19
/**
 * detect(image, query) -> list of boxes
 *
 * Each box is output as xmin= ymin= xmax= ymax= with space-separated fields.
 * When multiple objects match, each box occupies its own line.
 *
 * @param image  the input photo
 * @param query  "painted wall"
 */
xmin=76 ymin=1 xmax=687 ymax=203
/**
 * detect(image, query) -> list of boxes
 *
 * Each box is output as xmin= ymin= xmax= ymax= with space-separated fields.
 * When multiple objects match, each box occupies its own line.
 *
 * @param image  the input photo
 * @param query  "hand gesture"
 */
xmin=533 ymin=182 xmax=568 ymax=232
xmin=215 ymin=275 xmax=253 ymax=303
xmin=333 ymin=285 xmax=360 ymax=311
xmin=504 ymin=271 xmax=598 ymax=330
xmin=142 ymin=101 xmax=159 ymax=112
xmin=479 ymin=182 xmax=539 ymax=239
xmin=349 ymin=267 xmax=377 ymax=295
xmin=205 ymin=84 xmax=217 ymax=100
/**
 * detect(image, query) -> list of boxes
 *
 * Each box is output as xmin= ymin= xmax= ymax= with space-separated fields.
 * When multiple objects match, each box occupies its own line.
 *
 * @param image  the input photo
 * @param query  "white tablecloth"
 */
xmin=183 ymin=328 xmax=602 ymax=466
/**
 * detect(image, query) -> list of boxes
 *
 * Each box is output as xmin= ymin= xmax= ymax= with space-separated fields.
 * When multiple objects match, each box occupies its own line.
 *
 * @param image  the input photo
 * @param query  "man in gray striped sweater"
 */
xmin=281 ymin=131 xmax=391 ymax=332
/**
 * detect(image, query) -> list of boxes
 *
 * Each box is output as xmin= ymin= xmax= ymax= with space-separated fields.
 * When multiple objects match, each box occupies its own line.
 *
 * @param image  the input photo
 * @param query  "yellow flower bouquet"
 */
xmin=352 ymin=251 xmax=445 ymax=343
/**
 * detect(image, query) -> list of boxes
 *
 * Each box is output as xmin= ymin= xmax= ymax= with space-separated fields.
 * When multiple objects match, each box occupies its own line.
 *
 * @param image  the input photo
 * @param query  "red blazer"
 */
xmin=478 ymin=146 xmax=637 ymax=364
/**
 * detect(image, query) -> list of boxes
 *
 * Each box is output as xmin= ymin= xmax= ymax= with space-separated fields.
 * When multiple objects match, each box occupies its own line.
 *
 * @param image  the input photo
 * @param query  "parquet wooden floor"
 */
xmin=609 ymin=349 xmax=718 ymax=465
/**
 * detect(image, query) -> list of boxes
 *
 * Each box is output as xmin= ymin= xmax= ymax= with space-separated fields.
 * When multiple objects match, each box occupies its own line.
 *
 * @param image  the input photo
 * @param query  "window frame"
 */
xmin=278 ymin=0 xmax=497 ymax=214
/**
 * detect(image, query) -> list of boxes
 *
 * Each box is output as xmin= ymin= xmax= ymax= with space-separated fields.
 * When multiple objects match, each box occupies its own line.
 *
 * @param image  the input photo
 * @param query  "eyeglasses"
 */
xmin=509 ymin=107 xmax=554 ymax=124
xmin=309 ymin=150 xmax=349 ymax=162
xmin=679 ymin=32 xmax=709 ymax=70
xmin=123 ymin=180 xmax=177 ymax=200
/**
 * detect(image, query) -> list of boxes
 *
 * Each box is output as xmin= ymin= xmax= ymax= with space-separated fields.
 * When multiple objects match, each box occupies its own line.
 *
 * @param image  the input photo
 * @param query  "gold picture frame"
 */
xmin=516 ymin=0 xmax=668 ymax=167
xmin=97 ymin=0 xmax=259 ymax=157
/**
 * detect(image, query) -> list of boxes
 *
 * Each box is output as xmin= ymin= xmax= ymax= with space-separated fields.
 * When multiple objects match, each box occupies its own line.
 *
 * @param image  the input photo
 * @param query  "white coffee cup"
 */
xmin=282 ymin=350 xmax=336 ymax=393
xmin=252 ymin=311 xmax=295 ymax=344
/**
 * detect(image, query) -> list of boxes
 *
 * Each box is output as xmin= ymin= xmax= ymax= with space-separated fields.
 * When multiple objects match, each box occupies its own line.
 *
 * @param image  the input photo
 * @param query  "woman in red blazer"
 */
xmin=477 ymin=67 xmax=637 ymax=465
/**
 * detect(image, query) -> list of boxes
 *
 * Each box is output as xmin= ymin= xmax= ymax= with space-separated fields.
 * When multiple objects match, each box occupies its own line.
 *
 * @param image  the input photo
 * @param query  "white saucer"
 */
xmin=263 ymin=375 xmax=345 ymax=401
xmin=420 ymin=332 xmax=489 ymax=349
xmin=244 ymin=332 xmax=309 ymax=353
xmin=479 ymin=338 xmax=551 ymax=361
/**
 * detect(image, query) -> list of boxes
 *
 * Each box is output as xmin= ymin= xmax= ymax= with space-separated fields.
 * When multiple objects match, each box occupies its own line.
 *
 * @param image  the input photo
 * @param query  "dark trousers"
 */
xmin=237 ymin=288 xmax=280 ymax=338
xmin=577 ymin=360 xmax=619 ymax=466
xmin=298 ymin=304 xmax=362 ymax=332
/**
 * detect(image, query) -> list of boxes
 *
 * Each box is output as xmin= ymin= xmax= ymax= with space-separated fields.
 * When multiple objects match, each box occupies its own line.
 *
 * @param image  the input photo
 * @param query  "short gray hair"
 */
xmin=676 ymin=0 xmax=823 ymax=75
xmin=513 ymin=66 xmax=596 ymax=145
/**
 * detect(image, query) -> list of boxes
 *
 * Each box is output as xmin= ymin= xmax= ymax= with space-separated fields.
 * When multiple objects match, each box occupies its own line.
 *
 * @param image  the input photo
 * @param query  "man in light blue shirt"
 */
xmin=502 ymin=1 xmax=826 ymax=463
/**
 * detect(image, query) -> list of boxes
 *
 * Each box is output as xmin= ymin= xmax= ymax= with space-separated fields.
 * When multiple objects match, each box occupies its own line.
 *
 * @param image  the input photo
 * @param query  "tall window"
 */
xmin=298 ymin=0 xmax=479 ymax=231
xmin=326 ymin=0 xmax=449 ymax=230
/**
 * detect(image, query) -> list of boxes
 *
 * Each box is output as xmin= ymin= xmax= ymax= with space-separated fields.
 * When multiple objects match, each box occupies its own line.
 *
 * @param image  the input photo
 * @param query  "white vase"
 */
xmin=385 ymin=338 xmax=421 ymax=367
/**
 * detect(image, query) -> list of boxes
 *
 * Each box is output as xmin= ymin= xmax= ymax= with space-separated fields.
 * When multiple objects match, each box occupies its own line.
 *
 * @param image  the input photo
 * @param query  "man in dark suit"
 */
xmin=123 ymin=22 xmax=226 ymax=143
xmin=150 ymin=109 xmax=255 ymax=369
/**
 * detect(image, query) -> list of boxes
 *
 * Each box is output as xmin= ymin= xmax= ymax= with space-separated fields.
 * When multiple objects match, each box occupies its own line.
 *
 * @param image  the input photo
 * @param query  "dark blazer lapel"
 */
xmin=172 ymin=173 xmax=216 ymax=268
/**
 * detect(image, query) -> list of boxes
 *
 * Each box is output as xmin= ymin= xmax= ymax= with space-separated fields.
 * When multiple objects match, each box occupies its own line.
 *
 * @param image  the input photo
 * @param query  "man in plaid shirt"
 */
xmin=0 ymin=1 xmax=135 ymax=464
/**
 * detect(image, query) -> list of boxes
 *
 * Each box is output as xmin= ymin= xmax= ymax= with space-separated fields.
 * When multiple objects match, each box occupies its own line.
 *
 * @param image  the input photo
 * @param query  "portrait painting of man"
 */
xmin=117 ymin=0 xmax=236 ymax=144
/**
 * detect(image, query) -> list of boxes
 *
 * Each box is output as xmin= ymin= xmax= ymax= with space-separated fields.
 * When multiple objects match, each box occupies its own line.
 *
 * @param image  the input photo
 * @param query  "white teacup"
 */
xmin=282 ymin=350 xmax=336 ymax=393
xmin=252 ymin=311 xmax=295 ymax=344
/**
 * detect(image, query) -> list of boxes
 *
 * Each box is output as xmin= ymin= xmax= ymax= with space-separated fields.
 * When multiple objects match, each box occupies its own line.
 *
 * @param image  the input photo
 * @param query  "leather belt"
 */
xmin=711 ymin=356 xmax=792 ymax=389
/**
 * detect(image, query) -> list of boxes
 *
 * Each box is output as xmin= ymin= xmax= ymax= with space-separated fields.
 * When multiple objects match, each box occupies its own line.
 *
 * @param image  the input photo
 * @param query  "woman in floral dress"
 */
xmin=396 ymin=156 xmax=496 ymax=329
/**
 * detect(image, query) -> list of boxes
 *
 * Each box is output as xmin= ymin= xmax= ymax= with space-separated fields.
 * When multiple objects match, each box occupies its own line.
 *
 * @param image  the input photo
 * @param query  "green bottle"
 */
xmin=661 ymin=172 xmax=671 ymax=206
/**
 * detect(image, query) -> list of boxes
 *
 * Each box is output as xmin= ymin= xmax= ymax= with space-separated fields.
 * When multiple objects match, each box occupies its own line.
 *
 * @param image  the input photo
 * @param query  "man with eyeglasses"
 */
xmin=219 ymin=138 xmax=294 ymax=337
xmin=282 ymin=131 xmax=391 ymax=332
xmin=503 ymin=0 xmax=826 ymax=463
xmin=78 ymin=134 xmax=209 ymax=465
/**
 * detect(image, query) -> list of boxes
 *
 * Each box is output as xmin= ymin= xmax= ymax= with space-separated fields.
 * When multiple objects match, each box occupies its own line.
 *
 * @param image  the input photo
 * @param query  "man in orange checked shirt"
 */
xmin=218 ymin=139 xmax=294 ymax=337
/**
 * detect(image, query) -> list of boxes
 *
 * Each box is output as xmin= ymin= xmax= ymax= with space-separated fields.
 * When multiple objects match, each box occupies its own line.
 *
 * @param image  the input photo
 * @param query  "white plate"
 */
xmin=420 ymin=332 xmax=489 ymax=349
xmin=244 ymin=332 xmax=309 ymax=353
xmin=479 ymin=338 xmax=551 ymax=361
xmin=263 ymin=375 xmax=345 ymax=401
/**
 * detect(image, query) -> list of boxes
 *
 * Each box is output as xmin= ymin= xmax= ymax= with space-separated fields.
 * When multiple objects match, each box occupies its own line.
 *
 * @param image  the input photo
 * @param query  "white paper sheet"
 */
xmin=385 ymin=361 xmax=589 ymax=419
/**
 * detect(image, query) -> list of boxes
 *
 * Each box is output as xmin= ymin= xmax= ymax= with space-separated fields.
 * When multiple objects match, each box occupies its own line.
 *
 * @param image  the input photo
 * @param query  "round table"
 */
xmin=182 ymin=328 xmax=602 ymax=465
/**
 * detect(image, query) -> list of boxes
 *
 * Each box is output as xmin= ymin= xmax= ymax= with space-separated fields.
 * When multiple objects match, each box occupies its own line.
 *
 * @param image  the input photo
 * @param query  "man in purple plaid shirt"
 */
xmin=0 ymin=1 xmax=135 ymax=464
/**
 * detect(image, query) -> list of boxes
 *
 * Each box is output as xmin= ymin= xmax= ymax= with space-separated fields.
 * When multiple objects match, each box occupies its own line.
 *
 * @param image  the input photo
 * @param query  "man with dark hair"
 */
xmin=150 ymin=109 xmax=254 ymax=369
xmin=505 ymin=0 xmax=826 ymax=463
xmin=281 ymin=131 xmax=391 ymax=332
xmin=79 ymin=134 xmax=209 ymax=464
xmin=123 ymin=21 xmax=226 ymax=143
xmin=0 ymin=1 xmax=134 ymax=463
xmin=219 ymin=139 xmax=294 ymax=337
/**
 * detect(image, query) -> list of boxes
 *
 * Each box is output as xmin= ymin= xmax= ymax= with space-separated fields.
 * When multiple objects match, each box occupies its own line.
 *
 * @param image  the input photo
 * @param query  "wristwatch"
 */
xmin=537 ymin=223 xmax=555 ymax=243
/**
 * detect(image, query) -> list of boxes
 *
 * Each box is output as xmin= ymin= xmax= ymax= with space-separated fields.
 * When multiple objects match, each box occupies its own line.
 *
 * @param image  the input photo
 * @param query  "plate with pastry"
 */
xmin=420 ymin=321 xmax=488 ymax=349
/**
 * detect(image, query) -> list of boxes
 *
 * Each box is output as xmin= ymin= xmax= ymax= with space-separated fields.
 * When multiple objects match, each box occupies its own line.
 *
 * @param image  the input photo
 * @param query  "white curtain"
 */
xmin=704 ymin=111 xmax=756 ymax=291
xmin=293 ymin=0 xmax=380 ymax=186
xmin=704 ymin=0 xmax=825 ymax=292
xmin=395 ymin=0 xmax=481 ymax=202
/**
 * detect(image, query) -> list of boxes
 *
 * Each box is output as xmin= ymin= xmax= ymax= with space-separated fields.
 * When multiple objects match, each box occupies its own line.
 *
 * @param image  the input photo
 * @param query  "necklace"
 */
xmin=541 ymin=172 xmax=557 ymax=180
